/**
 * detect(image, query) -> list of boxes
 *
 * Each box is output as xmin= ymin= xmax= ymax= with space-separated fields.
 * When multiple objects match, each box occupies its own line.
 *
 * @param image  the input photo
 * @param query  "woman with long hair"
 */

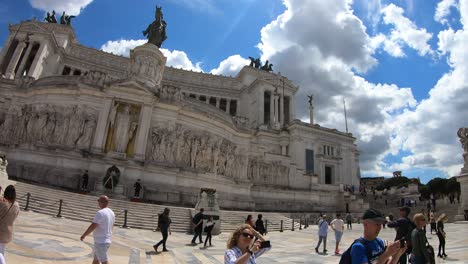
xmin=153 ymin=208 xmax=171 ymax=252
xmin=410 ymin=213 xmax=430 ymax=264
xmin=0 ymin=185 xmax=20 ymax=262
xmin=224 ymin=224 xmax=271 ymax=264
xmin=245 ymin=215 xmax=254 ymax=228
xmin=436 ymin=213 xmax=448 ymax=258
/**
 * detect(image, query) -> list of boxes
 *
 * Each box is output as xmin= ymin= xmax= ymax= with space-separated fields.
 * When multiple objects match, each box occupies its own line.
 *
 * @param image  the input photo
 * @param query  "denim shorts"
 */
xmin=93 ymin=243 xmax=111 ymax=262
xmin=335 ymin=231 xmax=343 ymax=242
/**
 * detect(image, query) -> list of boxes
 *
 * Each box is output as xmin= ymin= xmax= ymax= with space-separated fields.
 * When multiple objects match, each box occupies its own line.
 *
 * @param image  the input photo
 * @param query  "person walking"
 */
xmin=429 ymin=210 xmax=436 ymax=235
xmin=81 ymin=170 xmax=89 ymax=190
xmin=224 ymin=224 xmax=271 ymax=264
xmin=346 ymin=208 xmax=407 ymax=264
xmin=436 ymin=213 xmax=448 ymax=258
xmin=410 ymin=213 xmax=431 ymax=264
xmin=387 ymin=207 xmax=415 ymax=264
xmin=204 ymin=216 xmax=215 ymax=248
xmin=315 ymin=214 xmax=328 ymax=254
xmin=245 ymin=215 xmax=254 ymax=228
xmin=255 ymin=214 xmax=266 ymax=235
xmin=153 ymin=208 xmax=171 ymax=252
xmin=133 ymin=179 xmax=142 ymax=198
xmin=330 ymin=213 xmax=344 ymax=255
xmin=80 ymin=195 xmax=115 ymax=264
xmin=346 ymin=213 xmax=353 ymax=230
xmin=191 ymin=208 xmax=204 ymax=245
xmin=0 ymin=185 xmax=20 ymax=263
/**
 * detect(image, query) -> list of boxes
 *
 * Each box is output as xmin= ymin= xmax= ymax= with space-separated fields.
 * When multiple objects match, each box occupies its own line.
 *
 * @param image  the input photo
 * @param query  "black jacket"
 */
xmin=387 ymin=217 xmax=415 ymax=241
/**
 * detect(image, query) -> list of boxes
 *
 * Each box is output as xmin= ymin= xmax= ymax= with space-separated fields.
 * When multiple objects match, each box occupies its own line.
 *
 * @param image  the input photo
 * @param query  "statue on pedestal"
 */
xmin=458 ymin=127 xmax=468 ymax=173
xmin=143 ymin=6 xmax=167 ymax=48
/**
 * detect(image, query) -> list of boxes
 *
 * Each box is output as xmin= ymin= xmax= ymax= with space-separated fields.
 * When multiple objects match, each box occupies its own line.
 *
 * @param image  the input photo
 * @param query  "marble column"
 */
xmin=133 ymin=105 xmax=152 ymax=161
xmin=290 ymin=95 xmax=296 ymax=122
xmin=28 ymin=42 xmax=47 ymax=79
xmin=455 ymin=174 xmax=468 ymax=221
xmin=280 ymin=94 xmax=284 ymax=126
xmin=0 ymin=35 xmax=14 ymax=72
xmin=4 ymin=41 xmax=27 ymax=79
xmin=259 ymin=88 xmax=264 ymax=124
xmin=216 ymin=97 xmax=220 ymax=108
xmin=226 ymin=99 xmax=231 ymax=114
xmin=269 ymin=91 xmax=274 ymax=125
xmin=16 ymin=42 xmax=34 ymax=77
xmin=92 ymin=100 xmax=113 ymax=153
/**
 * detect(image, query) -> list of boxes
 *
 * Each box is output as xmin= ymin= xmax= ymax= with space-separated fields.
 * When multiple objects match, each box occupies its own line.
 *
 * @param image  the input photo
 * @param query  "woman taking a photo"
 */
xmin=224 ymin=224 xmax=271 ymax=264
xmin=410 ymin=213 xmax=431 ymax=264
xmin=0 ymin=185 xmax=20 ymax=263
xmin=153 ymin=208 xmax=171 ymax=252
xmin=436 ymin=213 xmax=448 ymax=258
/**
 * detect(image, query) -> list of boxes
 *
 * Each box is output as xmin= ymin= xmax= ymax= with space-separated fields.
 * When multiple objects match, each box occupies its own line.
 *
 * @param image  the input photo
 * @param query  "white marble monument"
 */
xmin=455 ymin=128 xmax=468 ymax=221
xmin=0 ymin=20 xmax=364 ymax=212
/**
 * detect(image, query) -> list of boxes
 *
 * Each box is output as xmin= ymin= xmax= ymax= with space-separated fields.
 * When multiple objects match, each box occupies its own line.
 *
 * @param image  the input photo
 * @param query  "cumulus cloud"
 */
xmin=376 ymin=4 xmax=434 ymax=57
xmin=100 ymin=39 xmax=203 ymax=72
xmin=256 ymin=0 xmax=417 ymax=172
xmin=210 ymin=55 xmax=250 ymax=76
xmin=29 ymin=0 xmax=93 ymax=16
xmin=435 ymin=0 xmax=457 ymax=25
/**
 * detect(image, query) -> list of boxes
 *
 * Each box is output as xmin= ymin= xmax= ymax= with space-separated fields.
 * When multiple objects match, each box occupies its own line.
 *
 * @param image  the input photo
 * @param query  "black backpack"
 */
xmin=339 ymin=238 xmax=384 ymax=264
xmin=404 ymin=219 xmax=417 ymax=252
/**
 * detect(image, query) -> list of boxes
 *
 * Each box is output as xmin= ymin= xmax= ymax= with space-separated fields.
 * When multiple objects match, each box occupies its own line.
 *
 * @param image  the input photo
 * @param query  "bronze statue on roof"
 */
xmin=143 ymin=6 xmax=168 ymax=48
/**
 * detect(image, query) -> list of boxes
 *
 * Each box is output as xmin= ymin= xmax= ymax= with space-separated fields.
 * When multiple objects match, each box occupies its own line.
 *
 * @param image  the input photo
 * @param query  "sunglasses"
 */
xmin=241 ymin=232 xmax=255 ymax=239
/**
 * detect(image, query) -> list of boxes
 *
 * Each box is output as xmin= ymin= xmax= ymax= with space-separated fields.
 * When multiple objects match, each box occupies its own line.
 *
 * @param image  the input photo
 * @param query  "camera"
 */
xmin=259 ymin=240 xmax=271 ymax=249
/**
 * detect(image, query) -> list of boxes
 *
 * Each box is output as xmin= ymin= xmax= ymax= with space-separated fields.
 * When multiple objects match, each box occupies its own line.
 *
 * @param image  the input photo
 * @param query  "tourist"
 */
xmin=348 ymin=208 xmax=406 ymax=264
xmin=436 ymin=213 xmax=448 ymax=258
xmin=410 ymin=213 xmax=431 ymax=264
xmin=245 ymin=214 xmax=254 ymax=228
xmin=255 ymin=214 xmax=266 ymax=235
xmin=0 ymin=185 xmax=20 ymax=263
xmin=81 ymin=170 xmax=89 ymax=190
xmin=315 ymin=214 xmax=328 ymax=254
xmin=133 ymin=179 xmax=142 ymax=198
xmin=204 ymin=216 xmax=215 ymax=248
xmin=346 ymin=213 xmax=353 ymax=230
xmin=153 ymin=208 xmax=171 ymax=252
xmin=224 ymin=224 xmax=271 ymax=264
xmin=419 ymin=209 xmax=427 ymax=234
xmin=387 ymin=207 xmax=415 ymax=264
xmin=330 ymin=213 xmax=344 ymax=255
xmin=80 ymin=195 xmax=115 ymax=264
xmin=191 ymin=208 xmax=204 ymax=245
xmin=429 ymin=210 xmax=436 ymax=235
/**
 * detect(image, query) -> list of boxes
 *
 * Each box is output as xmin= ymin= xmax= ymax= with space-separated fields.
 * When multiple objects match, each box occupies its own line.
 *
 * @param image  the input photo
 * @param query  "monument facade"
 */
xmin=0 ymin=16 xmax=363 ymax=212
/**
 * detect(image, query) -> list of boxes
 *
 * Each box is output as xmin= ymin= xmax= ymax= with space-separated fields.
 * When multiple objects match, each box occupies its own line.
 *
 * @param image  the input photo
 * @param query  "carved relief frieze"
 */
xmin=0 ymin=103 xmax=97 ymax=150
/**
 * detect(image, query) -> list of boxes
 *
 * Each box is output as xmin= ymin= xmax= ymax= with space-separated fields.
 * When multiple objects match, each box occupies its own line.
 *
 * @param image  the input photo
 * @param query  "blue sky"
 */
xmin=1 ymin=0 xmax=468 ymax=183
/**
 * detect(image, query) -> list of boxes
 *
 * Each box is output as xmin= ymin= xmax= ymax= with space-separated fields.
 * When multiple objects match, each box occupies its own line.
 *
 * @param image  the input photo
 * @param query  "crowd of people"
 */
xmin=0 ymin=182 xmax=455 ymax=264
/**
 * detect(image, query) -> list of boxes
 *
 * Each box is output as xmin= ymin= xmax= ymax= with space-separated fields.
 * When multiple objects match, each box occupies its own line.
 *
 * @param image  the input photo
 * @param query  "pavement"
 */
xmin=4 ymin=210 xmax=468 ymax=263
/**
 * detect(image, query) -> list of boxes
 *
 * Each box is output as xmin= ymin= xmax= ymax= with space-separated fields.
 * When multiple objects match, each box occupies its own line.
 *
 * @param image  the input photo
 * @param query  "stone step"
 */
xmin=13 ymin=181 xmax=298 ymax=232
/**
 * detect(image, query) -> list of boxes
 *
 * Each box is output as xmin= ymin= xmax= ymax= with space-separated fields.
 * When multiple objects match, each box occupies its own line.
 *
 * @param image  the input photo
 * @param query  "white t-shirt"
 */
xmin=92 ymin=207 xmax=115 ymax=243
xmin=331 ymin=218 xmax=344 ymax=232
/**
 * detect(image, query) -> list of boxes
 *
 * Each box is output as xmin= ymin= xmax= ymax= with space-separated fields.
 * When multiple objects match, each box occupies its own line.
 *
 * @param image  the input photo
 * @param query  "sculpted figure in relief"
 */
xmin=113 ymin=105 xmax=132 ymax=153
xmin=66 ymin=106 xmax=84 ymax=147
xmin=77 ymin=113 xmax=97 ymax=149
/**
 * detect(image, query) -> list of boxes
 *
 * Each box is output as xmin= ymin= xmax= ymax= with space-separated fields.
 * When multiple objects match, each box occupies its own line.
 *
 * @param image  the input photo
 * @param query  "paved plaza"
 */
xmin=3 ymin=210 xmax=467 ymax=263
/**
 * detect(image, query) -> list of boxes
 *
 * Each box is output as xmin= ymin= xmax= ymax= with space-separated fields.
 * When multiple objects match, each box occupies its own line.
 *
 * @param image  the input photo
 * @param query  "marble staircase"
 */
xmin=13 ymin=181 xmax=301 ymax=233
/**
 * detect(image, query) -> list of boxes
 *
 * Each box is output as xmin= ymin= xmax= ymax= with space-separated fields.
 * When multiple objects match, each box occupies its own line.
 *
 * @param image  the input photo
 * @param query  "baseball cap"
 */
xmin=362 ymin=208 xmax=386 ymax=223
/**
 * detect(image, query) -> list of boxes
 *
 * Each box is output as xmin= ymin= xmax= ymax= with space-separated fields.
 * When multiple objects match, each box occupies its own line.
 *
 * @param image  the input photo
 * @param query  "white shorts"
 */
xmin=335 ymin=231 xmax=343 ymax=242
xmin=93 ymin=243 xmax=111 ymax=262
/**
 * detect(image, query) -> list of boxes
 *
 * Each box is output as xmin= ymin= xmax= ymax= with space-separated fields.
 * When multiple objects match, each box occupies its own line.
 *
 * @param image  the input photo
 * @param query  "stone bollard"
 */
xmin=56 ymin=199 xmax=63 ymax=218
xmin=292 ymin=219 xmax=295 ymax=231
xmin=24 ymin=193 xmax=31 ymax=211
xmin=122 ymin=209 xmax=129 ymax=228
xmin=280 ymin=220 xmax=283 ymax=232
xmin=299 ymin=217 xmax=302 ymax=230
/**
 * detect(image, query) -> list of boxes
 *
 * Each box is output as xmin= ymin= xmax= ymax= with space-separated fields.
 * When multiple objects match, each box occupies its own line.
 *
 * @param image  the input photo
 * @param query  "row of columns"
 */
xmin=2 ymin=38 xmax=47 ymax=80
xmin=192 ymin=94 xmax=238 ymax=116
xmin=263 ymin=89 xmax=292 ymax=127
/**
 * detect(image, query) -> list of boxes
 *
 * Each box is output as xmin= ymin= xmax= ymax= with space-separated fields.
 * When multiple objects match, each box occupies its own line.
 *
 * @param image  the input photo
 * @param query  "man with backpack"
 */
xmin=190 ymin=208 xmax=204 ymax=245
xmin=387 ymin=207 xmax=416 ymax=264
xmin=340 ymin=208 xmax=406 ymax=264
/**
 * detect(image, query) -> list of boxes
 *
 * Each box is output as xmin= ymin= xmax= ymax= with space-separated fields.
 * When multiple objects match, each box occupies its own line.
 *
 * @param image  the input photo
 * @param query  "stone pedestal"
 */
xmin=194 ymin=188 xmax=221 ymax=235
xmin=455 ymin=173 xmax=468 ymax=221
xmin=128 ymin=43 xmax=166 ymax=93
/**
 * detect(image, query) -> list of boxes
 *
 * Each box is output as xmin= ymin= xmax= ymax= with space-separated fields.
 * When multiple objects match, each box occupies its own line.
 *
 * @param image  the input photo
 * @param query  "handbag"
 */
xmin=425 ymin=238 xmax=435 ymax=264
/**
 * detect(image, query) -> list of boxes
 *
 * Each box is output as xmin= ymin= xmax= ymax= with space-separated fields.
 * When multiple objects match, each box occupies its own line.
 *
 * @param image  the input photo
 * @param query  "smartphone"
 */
xmin=259 ymin=240 xmax=271 ymax=249
xmin=399 ymin=237 xmax=406 ymax=248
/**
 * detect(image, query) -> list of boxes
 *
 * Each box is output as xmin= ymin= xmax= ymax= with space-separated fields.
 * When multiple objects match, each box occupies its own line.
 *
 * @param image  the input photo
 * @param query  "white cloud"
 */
xmin=377 ymin=4 xmax=434 ymax=57
xmin=29 ymin=0 xmax=93 ymax=16
xmin=100 ymin=39 xmax=203 ymax=72
xmin=435 ymin=0 xmax=457 ymax=25
xmin=210 ymin=55 xmax=250 ymax=76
